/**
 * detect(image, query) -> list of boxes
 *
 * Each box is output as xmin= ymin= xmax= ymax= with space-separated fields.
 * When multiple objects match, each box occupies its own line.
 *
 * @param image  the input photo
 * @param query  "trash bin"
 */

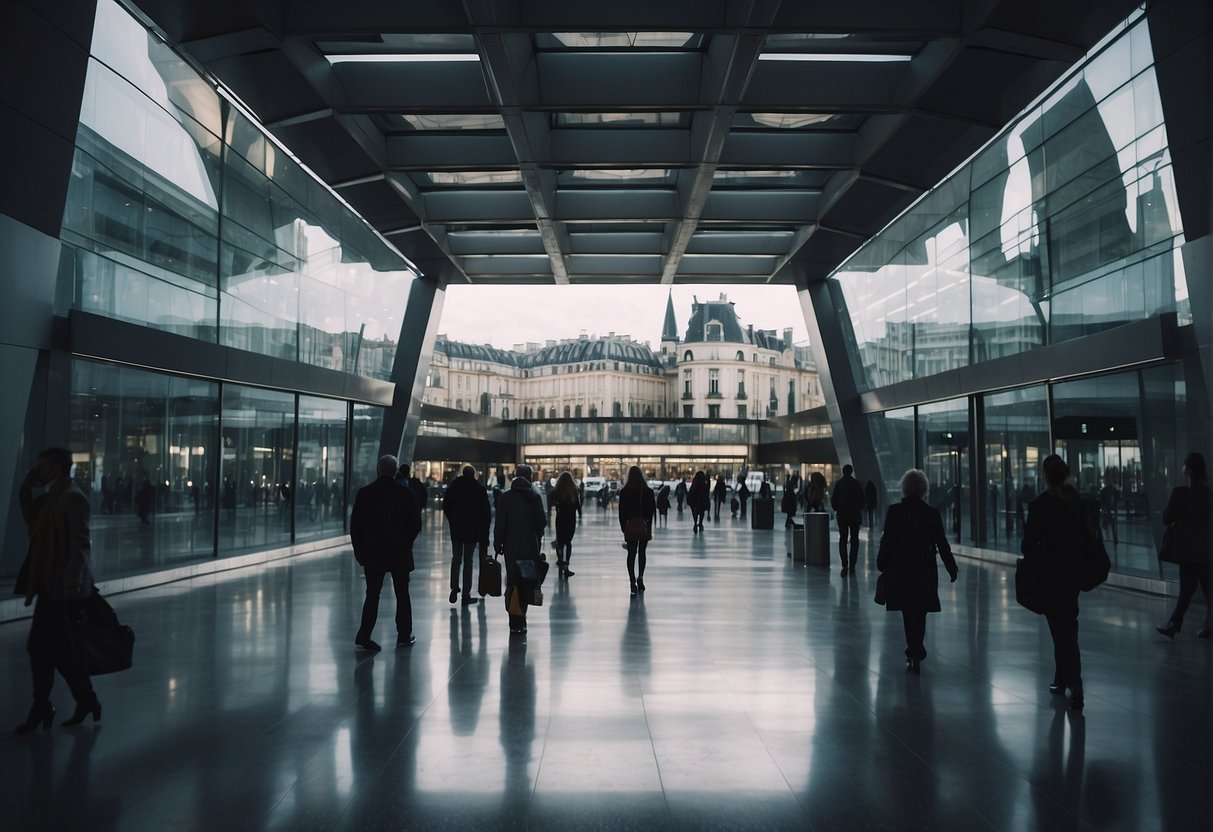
xmin=790 ymin=520 xmax=806 ymax=561
xmin=751 ymin=496 xmax=775 ymax=529
xmin=805 ymin=511 xmax=830 ymax=566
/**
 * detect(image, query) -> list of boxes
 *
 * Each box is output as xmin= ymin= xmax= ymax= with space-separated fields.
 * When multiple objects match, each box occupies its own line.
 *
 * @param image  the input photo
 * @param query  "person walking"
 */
xmin=807 ymin=471 xmax=827 ymax=512
xmin=1156 ymin=452 xmax=1210 ymax=639
xmin=655 ymin=483 xmax=671 ymax=525
xmin=351 ymin=455 xmax=422 ymax=651
xmin=551 ymin=472 xmax=582 ymax=579
xmin=877 ymin=469 xmax=959 ymax=674
xmin=737 ymin=479 xmax=751 ymax=519
xmin=495 ymin=465 xmax=547 ymax=635
xmin=619 ymin=466 xmax=657 ymax=596
xmin=864 ymin=479 xmax=879 ymax=530
xmin=688 ymin=471 xmax=710 ymax=533
xmin=831 ymin=464 xmax=866 ymax=574
xmin=442 ymin=465 xmax=490 ymax=605
xmin=712 ymin=475 xmax=728 ymax=522
xmin=14 ymin=447 xmax=101 ymax=733
xmin=1021 ymin=455 xmax=1087 ymax=709
xmin=781 ymin=476 xmax=798 ymax=528
xmin=675 ymin=478 xmax=687 ymax=513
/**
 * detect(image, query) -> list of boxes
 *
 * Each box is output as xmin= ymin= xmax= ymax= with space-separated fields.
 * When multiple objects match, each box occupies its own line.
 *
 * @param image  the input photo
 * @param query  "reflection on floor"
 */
xmin=3 ymin=506 xmax=1210 ymax=830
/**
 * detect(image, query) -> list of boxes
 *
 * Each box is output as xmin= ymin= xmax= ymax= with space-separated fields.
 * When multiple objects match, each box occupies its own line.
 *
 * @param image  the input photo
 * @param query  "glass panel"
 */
xmin=70 ymin=360 xmax=218 ymax=577
xmin=733 ymin=113 xmax=865 ymax=130
xmin=219 ymin=386 xmax=295 ymax=554
xmin=711 ymin=170 xmax=828 ymax=188
xmin=536 ymin=32 xmax=704 ymax=49
xmin=553 ymin=112 xmax=690 ymax=128
xmin=981 ymin=386 xmax=1049 ymax=554
xmin=866 ymin=406 xmax=916 ymax=511
xmin=296 ymin=397 xmax=347 ymax=541
xmin=918 ymin=398 xmax=971 ymax=544
xmin=559 ymin=169 xmax=675 ymax=185
xmin=374 ymin=113 xmax=506 ymax=132
xmin=422 ymin=170 xmax=524 ymax=187
xmin=349 ymin=404 xmax=387 ymax=525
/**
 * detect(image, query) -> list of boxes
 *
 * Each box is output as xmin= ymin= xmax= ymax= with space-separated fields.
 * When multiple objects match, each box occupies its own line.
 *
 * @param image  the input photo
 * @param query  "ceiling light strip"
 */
xmin=758 ymin=53 xmax=912 ymax=63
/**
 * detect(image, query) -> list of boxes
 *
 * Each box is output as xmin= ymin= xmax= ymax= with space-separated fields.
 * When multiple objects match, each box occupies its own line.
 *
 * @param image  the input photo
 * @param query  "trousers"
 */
xmin=358 ymin=564 xmax=412 ymax=640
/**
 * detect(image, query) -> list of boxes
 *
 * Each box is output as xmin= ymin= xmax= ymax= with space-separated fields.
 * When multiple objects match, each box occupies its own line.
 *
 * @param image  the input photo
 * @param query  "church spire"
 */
xmin=661 ymin=290 xmax=678 ymax=343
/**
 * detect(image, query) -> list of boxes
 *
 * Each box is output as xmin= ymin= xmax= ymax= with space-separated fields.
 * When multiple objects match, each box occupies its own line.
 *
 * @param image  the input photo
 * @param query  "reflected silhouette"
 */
xmin=448 ymin=604 xmax=490 ymax=736
xmin=1030 ymin=707 xmax=1086 ymax=828
xmin=15 ymin=726 xmax=119 ymax=831
xmin=620 ymin=597 xmax=651 ymax=683
xmin=498 ymin=636 xmax=537 ymax=809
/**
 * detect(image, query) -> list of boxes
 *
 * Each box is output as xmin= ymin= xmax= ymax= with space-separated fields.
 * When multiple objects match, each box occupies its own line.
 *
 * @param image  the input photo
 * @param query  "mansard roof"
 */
xmin=434 ymin=340 xmax=521 ymax=366
xmin=683 ymin=299 xmax=788 ymax=350
xmin=520 ymin=338 xmax=663 ymax=370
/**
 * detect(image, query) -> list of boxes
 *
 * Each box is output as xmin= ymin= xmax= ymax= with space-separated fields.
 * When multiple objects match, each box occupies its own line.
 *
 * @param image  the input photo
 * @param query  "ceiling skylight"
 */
xmin=554 ymin=112 xmax=690 ymax=128
xmin=377 ymin=114 xmax=506 ymax=132
xmin=423 ymin=170 xmax=524 ymax=186
xmin=537 ymin=32 xmax=703 ymax=49
xmin=733 ymin=112 xmax=864 ymax=130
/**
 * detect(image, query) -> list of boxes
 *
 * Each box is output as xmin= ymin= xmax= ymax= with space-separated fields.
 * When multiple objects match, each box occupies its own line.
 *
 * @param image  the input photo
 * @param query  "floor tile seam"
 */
xmin=636 ymin=676 xmax=677 ymax=828
xmin=520 ymin=703 xmax=557 ymax=832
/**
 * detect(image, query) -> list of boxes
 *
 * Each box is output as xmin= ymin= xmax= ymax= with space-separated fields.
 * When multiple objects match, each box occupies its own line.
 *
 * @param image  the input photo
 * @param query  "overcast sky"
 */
xmin=436 ymin=284 xmax=811 ymax=350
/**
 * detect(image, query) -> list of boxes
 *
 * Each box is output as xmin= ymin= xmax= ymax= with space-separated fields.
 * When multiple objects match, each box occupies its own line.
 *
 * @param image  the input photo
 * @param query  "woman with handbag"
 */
xmin=618 ymin=466 xmax=657 ymax=596
xmin=494 ymin=465 xmax=547 ymax=635
xmin=14 ymin=447 xmax=101 ymax=733
xmin=552 ymin=472 xmax=582 ymax=579
xmin=1021 ymin=455 xmax=1087 ymax=709
xmin=1156 ymin=452 xmax=1211 ymax=639
xmin=876 ymin=468 xmax=958 ymax=674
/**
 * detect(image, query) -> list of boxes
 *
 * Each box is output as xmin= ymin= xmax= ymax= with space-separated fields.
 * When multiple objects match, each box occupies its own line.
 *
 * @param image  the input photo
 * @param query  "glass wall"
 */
xmin=296 ymin=396 xmax=347 ymax=541
xmin=867 ymin=406 xmax=916 ymax=508
xmin=219 ymin=385 xmax=296 ymax=555
xmin=833 ymin=11 xmax=1188 ymax=394
xmin=981 ymin=386 xmax=1049 ymax=553
xmin=918 ymin=398 xmax=972 ymax=544
xmin=62 ymin=0 xmax=415 ymax=380
xmin=69 ymin=360 xmax=219 ymax=577
xmin=349 ymin=404 xmax=388 ymax=520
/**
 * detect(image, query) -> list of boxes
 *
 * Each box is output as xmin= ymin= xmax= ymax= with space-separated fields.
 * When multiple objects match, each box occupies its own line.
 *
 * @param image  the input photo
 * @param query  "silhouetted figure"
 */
xmin=495 ymin=465 xmax=546 ymax=635
xmin=864 ymin=479 xmax=878 ymax=530
xmin=350 ymin=454 xmax=421 ymax=651
xmin=737 ymin=479 xmax=750 ymax=518
xmin=877 ymin=468 xmax=958 ymax=673
xmin=807 ymin=471 xmax=827 ymax=512
xmin=1099 ymin=476 xmax=1120 ymax=545
xmin=688 ymin=472 xmax=710 ymax=533
xmin=1021 ymin=454 xmax=1086 ymax=709
xmin=712 ymin=475 xmax=727 ymax=521
xmin=781 ymin=476 xmax=798 ymax=528
xmin=135 ymin=478 xmax=155 ymax=525
xmin=551 ymin=472 xmax=582 ymax=579
xmin=831 ymin=464 xmax=866 ymax=574
xmin=619 ymin=466 xmax=656 ymax=596
xmin=14 ymin=447 xmax=101 ymax=733
xmin=1156 ymin=452 xmax=1210 ymax=639
xmin=674 ymin=479 xmax=687 ymax=513
xmin=655 ymin=484 xmax=671 ymax=525
xmin=443 ymin=465 xmax=490 ymax=605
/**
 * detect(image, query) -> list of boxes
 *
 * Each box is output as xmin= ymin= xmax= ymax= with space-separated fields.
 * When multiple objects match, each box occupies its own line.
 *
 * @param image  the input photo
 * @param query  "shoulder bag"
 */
xmin=624 ymin=516 xmax=652 ymax=542
xmin=70 ymin=590 xmax=135 ymax=675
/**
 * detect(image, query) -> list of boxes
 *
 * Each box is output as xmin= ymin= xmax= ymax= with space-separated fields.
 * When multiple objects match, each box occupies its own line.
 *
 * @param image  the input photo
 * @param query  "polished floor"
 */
xmin=2 ymin=506 xmax=1210 ymax=831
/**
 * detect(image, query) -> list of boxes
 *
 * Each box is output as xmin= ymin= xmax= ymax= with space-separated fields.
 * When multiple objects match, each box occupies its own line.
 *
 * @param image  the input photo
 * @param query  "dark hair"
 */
xmin=626 ymin=466 xmax=646 ymax=490
xmin=1184 ymin=452 xmax=1208 ymax=483
xmin=1042 ymin=454 xmax=1070 ymax=488
xmin=842 ymin=464 xmax=854 ymax=476
xmin=39 ymin=447 xmax=73 ymax=476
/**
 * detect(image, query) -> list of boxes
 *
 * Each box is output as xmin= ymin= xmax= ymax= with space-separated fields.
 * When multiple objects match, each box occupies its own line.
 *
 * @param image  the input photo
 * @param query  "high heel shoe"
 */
xmin=1156 ymin=621 xmax=1181 ymax=639
xmin=564 ymin=565 xmax=575 ymax=578
xmin=62 ymin=694 xmax=101 ymax=727
xmin=630 ymin=582 xmax=638 ymax=597
xmin=636 ymin=578 xmax=645 ymax=592
xmin=15 ymin=700 xmax=55 ymax=734
xmin=1198 ymin=626 xmax=1211 ymax=639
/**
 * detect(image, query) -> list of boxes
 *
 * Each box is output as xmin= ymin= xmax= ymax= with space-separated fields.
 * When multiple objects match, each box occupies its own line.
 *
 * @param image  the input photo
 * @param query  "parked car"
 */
xmin=582 ymin=476 xmax=607 ymax=495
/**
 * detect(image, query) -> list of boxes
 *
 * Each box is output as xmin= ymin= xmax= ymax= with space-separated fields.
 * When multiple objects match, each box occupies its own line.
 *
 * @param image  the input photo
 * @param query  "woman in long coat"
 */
xmin=877 ymin=468 xmax=959 ymax=673
xmin=1021 ymin=454 xmax=1087 ymax=708
xmin=618 ymin=466 xmax=657 ymax=596
xmin=687 ymin=471 xmax=710 ymax=533
xmin=1156 ymin=452 xmax=1210 ymax=639
xmin=551 ymin=472 xmax=582 ymax=580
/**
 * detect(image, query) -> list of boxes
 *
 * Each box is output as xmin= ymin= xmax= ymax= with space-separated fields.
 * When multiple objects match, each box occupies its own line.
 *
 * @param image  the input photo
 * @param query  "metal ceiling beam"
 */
xmin=660 ymin=0 xmax=785 ymax=284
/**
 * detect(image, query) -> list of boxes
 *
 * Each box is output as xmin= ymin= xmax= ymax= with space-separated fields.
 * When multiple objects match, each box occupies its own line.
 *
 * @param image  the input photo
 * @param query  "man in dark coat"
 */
xmin=494 ymin=464 xmax=547 ymax=635
xmin=831 ymin=464 xmax=866 ymax=573
xmin=443 ymin=465 xmax=491 ymax=605
xmin=351 ymin=454 xmax=422 ymax=651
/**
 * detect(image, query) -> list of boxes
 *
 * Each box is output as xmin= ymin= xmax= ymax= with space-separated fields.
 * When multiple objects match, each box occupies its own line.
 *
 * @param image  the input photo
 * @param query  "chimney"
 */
xmin=784 ymin=328 xmax=793 ymax=349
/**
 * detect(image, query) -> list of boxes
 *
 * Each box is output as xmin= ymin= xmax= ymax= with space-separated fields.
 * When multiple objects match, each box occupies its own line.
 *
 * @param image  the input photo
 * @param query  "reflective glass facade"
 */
xmin=828 ymin=12 xmax=1204 ymax=581
xmin=834 ymin=13 xmax=1187 ymax=392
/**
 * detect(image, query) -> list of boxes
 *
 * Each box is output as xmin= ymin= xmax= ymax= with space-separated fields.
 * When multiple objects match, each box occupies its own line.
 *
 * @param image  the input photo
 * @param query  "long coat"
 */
xmin=618 ymin=483 xmax=656 ymax=534
xmin=494 ymin=477 xmax=546 ymax=568
xmin=443 ymin=474 xmax=491 ymax=544
xmin=1021 ymin=488 xmax=1086 ymax=616
xmin=1160 ymin=483 xmax=1209 ymax=564
xmin=687 ymin=479 xmax=710 ymax=513
xmin=553 ymin=494 xmax=581 ymax=544
xmin=17 ymin=478 xmax=94 ymax=602
xmin=831 ymin=474 xmax=865 ymax=525
xmin=877 ymin=498 xmax=958 ymax=613
xmin=350 ymin=476 xmax=421 ymax=572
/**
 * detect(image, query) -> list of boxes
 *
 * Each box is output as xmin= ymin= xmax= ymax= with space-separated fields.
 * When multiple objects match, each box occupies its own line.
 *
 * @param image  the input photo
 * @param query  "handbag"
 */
xmin=530 ymin=587 xmax=544 ymax=607
xmin=1078 ymin=533 xmax=1111 ymax=592
xmin=70 ymin=591 xmax=135 ymax=675
xmin=1015 ymin=556 xmax=1047 ymax=614
xmin=514 ymin=556 xmax=550 ymax=586
xmin=874 ymin=573 xmax=889 ymax=606
xmin=624 ymin=516 xmax=652 ymax=542
xmin=479 ymin=554 xmax=502 ymax=597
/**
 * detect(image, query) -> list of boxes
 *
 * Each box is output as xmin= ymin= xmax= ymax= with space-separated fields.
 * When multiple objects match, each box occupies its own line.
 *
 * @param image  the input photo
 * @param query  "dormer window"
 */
xmin=706 ymin=321 xmax=723 ymax=342
xmin=683 ymin=350 xmax=694 ymax=362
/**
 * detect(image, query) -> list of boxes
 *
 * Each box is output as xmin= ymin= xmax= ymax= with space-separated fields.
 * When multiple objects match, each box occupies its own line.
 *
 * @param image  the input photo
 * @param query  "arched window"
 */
xmin=589 ymin=405 xmax=598 ymax=418
xmin=502 ymin=406 xmax=510 ymax=419
xmin=613 ymin=401 xmax=623 ymax=417
xmin=455 ymin=398 xmax=463 ymax=410
xmin=563 ymin=405 xmax=571 ymax=419
xmin=683 ymin=350 xmax=694 ymax=362
xmin=549 ymin=407 xmax=556 ymax=418
xmin=735 ymin=350 xmax=744 ymax=361
xmin=479 ymin=392 xmax=491 ymax=415
xmin=575 ymin=405 xmax=582 ymax=418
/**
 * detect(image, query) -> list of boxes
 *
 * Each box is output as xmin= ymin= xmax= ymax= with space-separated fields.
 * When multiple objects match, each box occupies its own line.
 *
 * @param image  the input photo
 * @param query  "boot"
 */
xmin=15 ymin=699 xmax=55 ymax=734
